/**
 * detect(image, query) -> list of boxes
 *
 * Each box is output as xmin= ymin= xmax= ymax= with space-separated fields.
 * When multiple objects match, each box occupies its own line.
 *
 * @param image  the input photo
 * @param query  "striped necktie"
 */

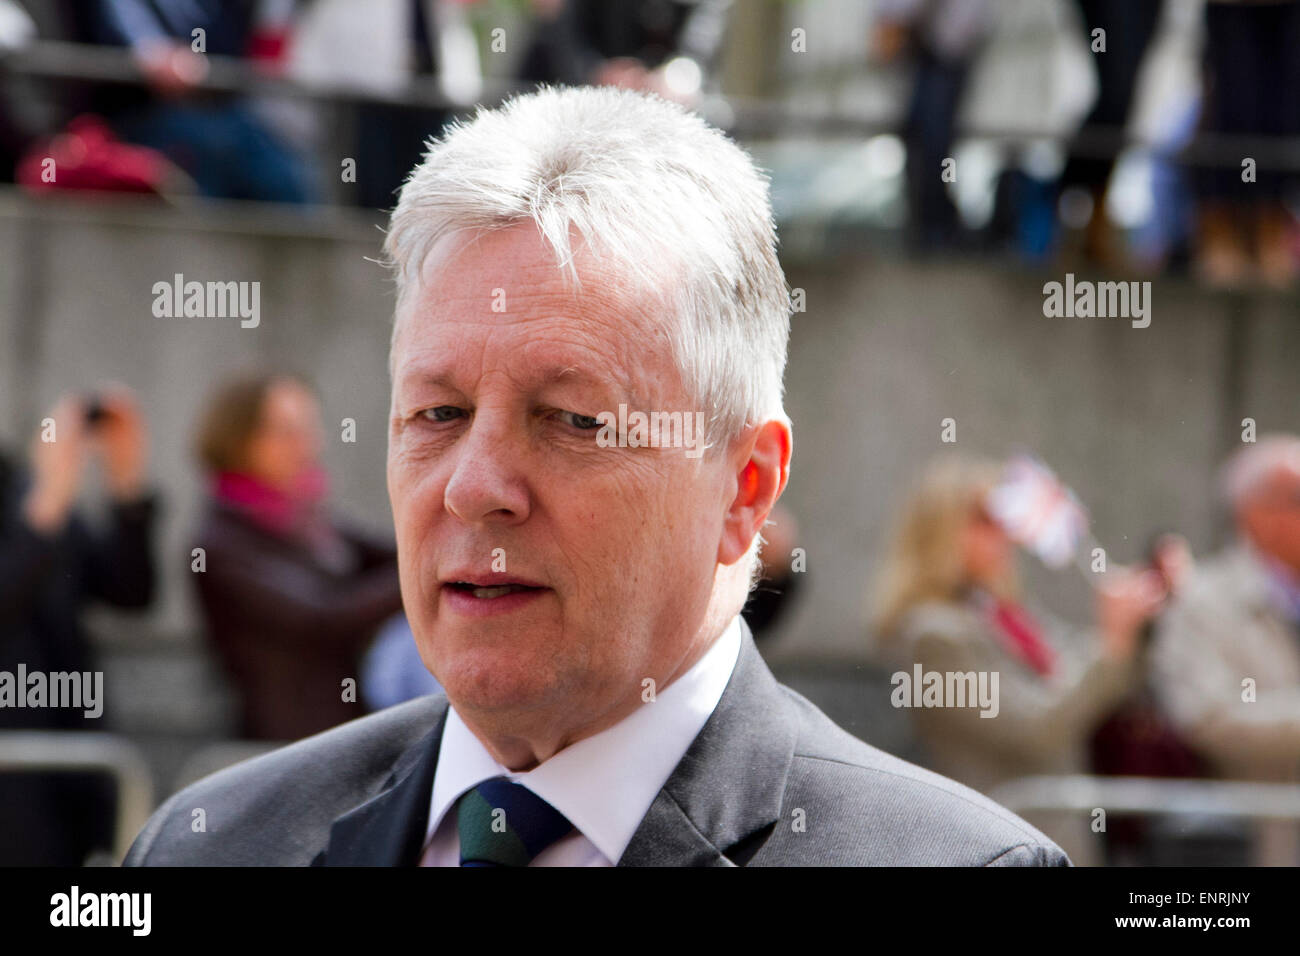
xmin=456 ymin=777 xmax=574 ymax=867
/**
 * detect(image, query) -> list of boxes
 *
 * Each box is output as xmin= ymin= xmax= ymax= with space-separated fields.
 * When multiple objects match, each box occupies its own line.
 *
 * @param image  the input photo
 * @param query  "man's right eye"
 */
xmin=421 ymin=406 xmax=465 ymax=423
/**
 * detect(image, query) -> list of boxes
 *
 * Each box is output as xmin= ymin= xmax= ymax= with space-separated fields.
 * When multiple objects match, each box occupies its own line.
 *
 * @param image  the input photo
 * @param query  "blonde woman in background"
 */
xmin=871 ymin=455 xmax=1165 ymax=864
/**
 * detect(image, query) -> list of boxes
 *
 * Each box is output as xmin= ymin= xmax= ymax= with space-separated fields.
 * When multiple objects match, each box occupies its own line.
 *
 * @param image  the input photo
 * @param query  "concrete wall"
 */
xmin=772 ymin=257 xmax=1298 ymax=664
xmin=3 ymin=191 xmax=1298 ymax=773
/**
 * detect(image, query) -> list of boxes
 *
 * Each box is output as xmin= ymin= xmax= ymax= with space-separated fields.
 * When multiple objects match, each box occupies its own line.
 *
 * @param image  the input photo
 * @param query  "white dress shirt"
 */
xmin=419 ymin=615 xmax=743 ymax=866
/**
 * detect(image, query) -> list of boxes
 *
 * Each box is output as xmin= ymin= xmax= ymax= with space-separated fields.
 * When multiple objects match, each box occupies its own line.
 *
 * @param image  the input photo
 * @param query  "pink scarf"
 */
xmin=212 ymin=466 xmax=330 ymax=538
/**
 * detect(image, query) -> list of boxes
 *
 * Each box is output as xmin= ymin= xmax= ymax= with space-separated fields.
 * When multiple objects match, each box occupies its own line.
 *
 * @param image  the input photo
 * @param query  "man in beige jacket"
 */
xmin=1152 ymin=435 xmax=1300 ymax=865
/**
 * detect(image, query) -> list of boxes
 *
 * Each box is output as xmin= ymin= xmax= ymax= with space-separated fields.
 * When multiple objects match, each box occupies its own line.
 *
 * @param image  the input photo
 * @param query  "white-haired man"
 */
xmin=125 ymin=86 xmax=1067 ymax=866
xmin=1151 ymin=435 xmax=1300 ymax=865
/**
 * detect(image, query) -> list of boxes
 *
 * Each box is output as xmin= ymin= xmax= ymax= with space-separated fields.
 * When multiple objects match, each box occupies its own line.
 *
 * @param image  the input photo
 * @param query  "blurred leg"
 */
xmin=904 ymin=45 xmax=970 ymax=251
xmin=1194 ymin=4 xmax=1262 ymax=286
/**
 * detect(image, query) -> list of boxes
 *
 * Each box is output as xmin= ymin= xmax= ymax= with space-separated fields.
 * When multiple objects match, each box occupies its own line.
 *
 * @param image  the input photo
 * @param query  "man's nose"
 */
xmin=442 ymin=415 xmax=531 ymax=525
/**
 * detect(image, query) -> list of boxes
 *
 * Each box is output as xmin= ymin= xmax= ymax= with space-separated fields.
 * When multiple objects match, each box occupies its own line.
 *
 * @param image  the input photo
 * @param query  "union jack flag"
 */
xmin=986 ymin=454 xmax=1091 ymax=570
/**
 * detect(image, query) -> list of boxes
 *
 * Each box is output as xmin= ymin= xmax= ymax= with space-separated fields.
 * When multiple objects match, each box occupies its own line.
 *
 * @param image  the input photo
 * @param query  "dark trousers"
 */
xmin=1060 ymin=0 xmax=1164 ymax=192
xmin=904 ymin=44 xmax=970 ymax=249
xmin=1198 ymin=1 xmax=1300 ymax=201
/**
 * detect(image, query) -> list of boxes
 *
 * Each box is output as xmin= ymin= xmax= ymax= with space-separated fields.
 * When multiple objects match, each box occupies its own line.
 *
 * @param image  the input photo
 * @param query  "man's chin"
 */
xmin=437 ymin=658 xmax=566 ymax=717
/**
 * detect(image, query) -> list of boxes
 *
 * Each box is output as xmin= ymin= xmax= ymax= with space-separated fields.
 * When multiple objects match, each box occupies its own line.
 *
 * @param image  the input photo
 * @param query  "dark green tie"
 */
xmin=456 ymin=777 xmax=574 ymax=867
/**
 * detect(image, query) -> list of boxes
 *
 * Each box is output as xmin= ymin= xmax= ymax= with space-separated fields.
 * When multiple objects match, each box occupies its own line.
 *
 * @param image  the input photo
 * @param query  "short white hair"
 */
xmin=1221 ymin=434 xmax=1300 ymax=509
xmin=382 ymin=85 xmax=791 ymax=445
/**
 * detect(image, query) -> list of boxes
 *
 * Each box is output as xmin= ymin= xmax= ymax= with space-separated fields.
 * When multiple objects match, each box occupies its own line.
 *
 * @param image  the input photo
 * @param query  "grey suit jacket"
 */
xmin=124 ymin=622 xmax=1070 ymax=866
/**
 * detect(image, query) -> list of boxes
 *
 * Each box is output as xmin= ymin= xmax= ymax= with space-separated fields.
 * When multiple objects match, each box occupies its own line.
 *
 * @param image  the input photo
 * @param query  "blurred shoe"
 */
xmin=1081 ymin=186 xmax=1127 ymax=271
xmin=1253 ymin=203 xmax=1298 ymax=290
xmin=1195 ymin=204 xmax=1250 ymax=288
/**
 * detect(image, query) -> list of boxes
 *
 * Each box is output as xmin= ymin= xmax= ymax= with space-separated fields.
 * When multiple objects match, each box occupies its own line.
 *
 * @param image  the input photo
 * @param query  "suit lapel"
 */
xmin=318 ymin=701 xmax=449 ymax=866
xmin=619 ymin=620 xmax=797 ymax=866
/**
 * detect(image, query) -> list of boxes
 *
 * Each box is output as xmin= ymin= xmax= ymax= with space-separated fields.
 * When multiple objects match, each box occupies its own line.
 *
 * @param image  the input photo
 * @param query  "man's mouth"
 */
xmin=445 ymin=581 xmax=546 ymax=600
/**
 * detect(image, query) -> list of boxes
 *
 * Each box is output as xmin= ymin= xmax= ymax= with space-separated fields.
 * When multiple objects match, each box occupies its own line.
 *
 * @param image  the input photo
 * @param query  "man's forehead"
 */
xmin=393 ymin=227 xmax=676 ymax=396
xmin=394 ymin=292 xmax=650 ymax=373
xmin=414 ymin=223 xmax=644 ymax=303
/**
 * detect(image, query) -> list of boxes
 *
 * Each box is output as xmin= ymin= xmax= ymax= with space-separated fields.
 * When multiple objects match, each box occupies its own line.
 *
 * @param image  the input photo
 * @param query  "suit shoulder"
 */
xmin=767 ymin=685 xmax=1069 ymax=866
xmin=124 ymin=696 xmax=445 ymax=866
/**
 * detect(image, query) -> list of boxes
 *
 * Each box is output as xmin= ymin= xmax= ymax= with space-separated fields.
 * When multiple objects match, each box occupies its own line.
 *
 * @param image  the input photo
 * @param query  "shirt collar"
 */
xmin=423 ymin=615 xmax=743 ymax=864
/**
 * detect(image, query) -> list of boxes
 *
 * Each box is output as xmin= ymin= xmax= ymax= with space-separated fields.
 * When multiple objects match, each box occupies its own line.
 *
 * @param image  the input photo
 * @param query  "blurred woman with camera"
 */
xmin=0 ymin=386 xmax=157 ymax=864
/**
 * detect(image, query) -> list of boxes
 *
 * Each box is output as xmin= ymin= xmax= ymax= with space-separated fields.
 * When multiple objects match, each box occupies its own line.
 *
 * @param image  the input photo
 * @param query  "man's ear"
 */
xmin=717 ymin=418 xmax=792 ymax=566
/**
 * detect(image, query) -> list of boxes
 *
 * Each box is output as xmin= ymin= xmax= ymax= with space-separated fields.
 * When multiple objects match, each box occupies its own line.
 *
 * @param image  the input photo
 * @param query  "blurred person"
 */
xmin=0 ymin=388 xmax=157 ymax=865
xmin=518 ymin=0 xmax=734 ymax=106
xmin=1 ymin=2 xmax=190 ymax=195
xmin=1056 ymin=0 xmax=1164 ymax=268
xmin=871 ymin=454 xmax=1164 ymax=864
xmin=873 ymin=0 xmax=995 ymax=252
xmin=1151 ymin=436 xmax=1300 ymax=864
xmin=1193 ymin=0 xmax=1300 ymax=288
xmin=360 ymin=611 xmax=442 ymax=711
xmin=81 ymin=0 xmax=319 ymax=202
xmin=741 ymin=502 xmax=804 ymax=643
xmin=1088 ymin=531 xmax=1208 ymax=865
xmin=126 ymin=87 xmax=1067 ymax=867
xmin=190 ymin=372 xmax=403 ymax=741
xmin=0 ymin=0 xmax=37 ymax=182
xmin=285 ymin=0 xmax=483 ymax=210
xmin=963 ymin=0 xmax=1103 ymax=263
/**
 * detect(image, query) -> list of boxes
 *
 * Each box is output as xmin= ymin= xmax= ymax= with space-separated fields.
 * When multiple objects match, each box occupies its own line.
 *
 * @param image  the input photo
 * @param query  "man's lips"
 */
xmin=444 ymin=582 xmax=546 ymax=598
xmin=439 ymin=572 xmax=551 ymax=616
xmin=439 ymin=571 xmax=550 ymax=600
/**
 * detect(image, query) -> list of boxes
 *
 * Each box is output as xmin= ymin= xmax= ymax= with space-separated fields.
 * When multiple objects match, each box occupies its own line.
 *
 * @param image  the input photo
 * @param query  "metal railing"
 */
xmin=991 ymin=774 xmax=1300 ymax=865
xmin=0 ymin=730 xmax=154 ymax=863
xmin=7 ymin=40 xmax=1300 ymax=167
xmin=991 ymin=774 xmax=1300 ymax=822
xmin=0 ymin=39 xmax=517 ymax=111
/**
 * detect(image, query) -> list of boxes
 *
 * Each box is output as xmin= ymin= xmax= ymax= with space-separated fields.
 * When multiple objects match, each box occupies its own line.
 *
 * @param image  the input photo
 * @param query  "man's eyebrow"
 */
xmin=551 ymin=365 xmax=597 ymax=385
xmin=547 ymin=365 xmax=640 ymax=401
xmin=395 ymin=367 xmax=456 ymax=390
xmin=397 ymin=363 xmax=635 ymax=396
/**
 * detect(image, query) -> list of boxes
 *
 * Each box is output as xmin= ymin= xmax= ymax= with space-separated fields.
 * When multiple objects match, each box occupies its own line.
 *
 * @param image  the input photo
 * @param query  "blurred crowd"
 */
xmin=3 ymin=373 xmax=1298 ymax=866
xmin=876 ymin=0 xmax=1300 ymax=288
xmin=0 ymin=0 xmax=730 ymax=207
xmin=2 ymin=0 xmax=1300 ymax=287
xmin=870 ymin=443 xmax=1300 ymax=866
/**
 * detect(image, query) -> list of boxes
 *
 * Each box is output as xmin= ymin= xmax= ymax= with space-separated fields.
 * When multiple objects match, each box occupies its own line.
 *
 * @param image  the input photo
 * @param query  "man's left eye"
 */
xmin=421 ymin=406 xmax=465 ymax=423
xmin=559 ymin=411 xmax=602 ymax=430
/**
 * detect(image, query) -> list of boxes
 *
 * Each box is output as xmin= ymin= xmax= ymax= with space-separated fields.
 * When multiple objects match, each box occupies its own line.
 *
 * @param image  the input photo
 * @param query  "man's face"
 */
xmin=388 ymin=223 xmax=734 ymax=745
xmin=1240 ymin=466 xmax=1300 ymax=573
